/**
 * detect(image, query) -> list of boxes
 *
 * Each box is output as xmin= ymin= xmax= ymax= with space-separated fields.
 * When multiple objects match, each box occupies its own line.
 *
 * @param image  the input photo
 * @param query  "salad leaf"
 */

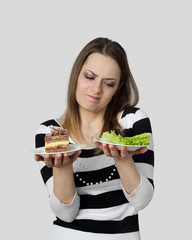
xmin=101 ymin=130 xmax=150 ymax=146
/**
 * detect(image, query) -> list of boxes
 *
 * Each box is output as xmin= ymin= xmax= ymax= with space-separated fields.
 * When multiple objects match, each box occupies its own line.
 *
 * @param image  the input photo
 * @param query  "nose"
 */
xmin=92 ymin=79 xmax=102 ymax=94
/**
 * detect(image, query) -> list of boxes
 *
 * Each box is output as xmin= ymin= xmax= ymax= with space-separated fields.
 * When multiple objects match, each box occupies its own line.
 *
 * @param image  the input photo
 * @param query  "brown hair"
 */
xmin=60 ymin=37 xmax=139 ymax=143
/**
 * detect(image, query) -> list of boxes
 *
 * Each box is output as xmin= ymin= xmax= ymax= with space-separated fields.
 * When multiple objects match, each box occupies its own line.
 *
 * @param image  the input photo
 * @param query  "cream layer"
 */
xmin=45 ymin=141 xmax=69 ymax=148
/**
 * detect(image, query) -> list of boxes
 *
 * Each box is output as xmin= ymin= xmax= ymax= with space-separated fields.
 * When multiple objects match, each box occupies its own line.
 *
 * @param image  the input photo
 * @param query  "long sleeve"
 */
xmin=35 ymin=119 xmax=80 ymax=222
xmin=119 ymin=108 xmax=154 ymax=210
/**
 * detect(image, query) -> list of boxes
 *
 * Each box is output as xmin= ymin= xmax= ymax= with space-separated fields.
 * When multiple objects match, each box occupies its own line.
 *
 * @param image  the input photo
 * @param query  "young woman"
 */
xmin=35 ymin=37 xmax=154 ymax=240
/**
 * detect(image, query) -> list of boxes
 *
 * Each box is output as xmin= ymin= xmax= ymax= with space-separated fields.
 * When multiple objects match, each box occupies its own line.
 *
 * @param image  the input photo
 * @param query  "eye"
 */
xmin=85 ymin=75 xmax=95 ymax=80
xmin=104 ymin=82 xmax=115 ymax=88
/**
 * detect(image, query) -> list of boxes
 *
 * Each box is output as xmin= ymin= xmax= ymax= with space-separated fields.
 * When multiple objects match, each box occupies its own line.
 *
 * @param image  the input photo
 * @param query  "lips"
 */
xmin=87 ymin=95 xmax=101 ymax=101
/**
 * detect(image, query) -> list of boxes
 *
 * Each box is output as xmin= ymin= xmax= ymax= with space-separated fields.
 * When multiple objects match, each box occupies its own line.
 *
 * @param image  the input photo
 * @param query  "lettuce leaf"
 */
xmin=101 ymin=130 xmax=150 ymax=146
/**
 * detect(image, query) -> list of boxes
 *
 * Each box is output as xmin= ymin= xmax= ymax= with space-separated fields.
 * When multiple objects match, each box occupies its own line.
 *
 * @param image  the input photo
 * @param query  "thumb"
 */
xmin=34 ymin=154 xmax=44 ymax=161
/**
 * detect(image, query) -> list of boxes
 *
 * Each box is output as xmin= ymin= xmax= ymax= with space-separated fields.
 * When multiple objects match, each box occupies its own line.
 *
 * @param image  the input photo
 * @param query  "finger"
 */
xmin=108 ymin=145 xmax=120 ymax=158
xmin=44 ymin=154 xmax=54 ymax=168
xmin=93 ymin=140 xmax=102 ymax=149
xmin=72 ymin=150 xmax=82 ymax=159
xmin=34 ymin=154 xmax=44 ymax=161
xmin=62 ymin=152 xmax=70 ymax=165
xmin=70 ymin=150 xmax=82 ymax=163
xmin=54 ymin=153 xmax=63 ymax=167
xmin=120 ymin=146 xmax=130 ymax=158
xmin=102 ymin=143 xmax=112 ymax=157
xmin=139 ymin=147 xmax=148 ymax=154
xmin=133 ymin=147 xmax=148 ymax=155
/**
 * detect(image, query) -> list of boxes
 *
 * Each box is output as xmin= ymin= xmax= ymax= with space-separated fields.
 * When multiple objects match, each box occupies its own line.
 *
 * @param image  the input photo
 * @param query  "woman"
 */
xmin=35 ymin=37 xmax=154 ymax=240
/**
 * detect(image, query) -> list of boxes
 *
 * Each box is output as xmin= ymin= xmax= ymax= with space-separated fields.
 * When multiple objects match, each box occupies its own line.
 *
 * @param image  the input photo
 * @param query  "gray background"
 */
xmin=1 ymin=0 xmax=191 ymax=239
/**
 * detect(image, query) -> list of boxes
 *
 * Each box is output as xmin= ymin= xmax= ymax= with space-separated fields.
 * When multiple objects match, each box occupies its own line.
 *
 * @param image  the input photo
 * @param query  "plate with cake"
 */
xmin=31 ymin=144 xmax=86 ymax=158
xmin=31 ymin=127 xmax=86 ymax=157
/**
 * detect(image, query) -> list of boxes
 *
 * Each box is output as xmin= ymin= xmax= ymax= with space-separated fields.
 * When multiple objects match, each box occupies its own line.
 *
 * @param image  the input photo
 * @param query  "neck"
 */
xmin=79 ymin=107 xmax=105 ymax=132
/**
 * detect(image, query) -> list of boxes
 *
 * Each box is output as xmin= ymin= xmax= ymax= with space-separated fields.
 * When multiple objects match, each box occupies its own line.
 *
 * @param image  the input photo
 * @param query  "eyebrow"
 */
xmin=85 ymin=69 xmax=118 ymax=81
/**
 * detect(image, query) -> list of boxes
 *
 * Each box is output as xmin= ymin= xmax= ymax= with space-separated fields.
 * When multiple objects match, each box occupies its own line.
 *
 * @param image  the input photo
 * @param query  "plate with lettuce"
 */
xmin=95 ymin=130 xmax=150 ymax=151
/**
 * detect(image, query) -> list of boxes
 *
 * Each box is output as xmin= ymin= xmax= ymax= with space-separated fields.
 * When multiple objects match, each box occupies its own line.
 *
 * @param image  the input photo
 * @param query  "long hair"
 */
xmin=60 ymin=37 xmax=139 ymax=143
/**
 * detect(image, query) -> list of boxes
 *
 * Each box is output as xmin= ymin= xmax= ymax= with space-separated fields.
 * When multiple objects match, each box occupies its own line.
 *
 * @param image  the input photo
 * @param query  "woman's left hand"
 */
xmin=94 ymin=141 xmax=147 ymax=161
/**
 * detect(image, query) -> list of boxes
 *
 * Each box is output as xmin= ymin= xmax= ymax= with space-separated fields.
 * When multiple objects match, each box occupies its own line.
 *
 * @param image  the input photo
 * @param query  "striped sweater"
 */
xmin=35 ymin=107 xmax=154 ymax=240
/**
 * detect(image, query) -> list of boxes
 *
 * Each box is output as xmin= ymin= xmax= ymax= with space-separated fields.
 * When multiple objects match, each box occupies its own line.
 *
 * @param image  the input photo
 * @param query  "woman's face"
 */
xmin=76 ymin=52 xmax=121 ymax=114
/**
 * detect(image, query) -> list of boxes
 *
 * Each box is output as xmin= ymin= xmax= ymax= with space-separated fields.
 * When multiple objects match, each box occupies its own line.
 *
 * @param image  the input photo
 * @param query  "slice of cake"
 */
xmin=45 ymin=127 xmax=70 ymax=153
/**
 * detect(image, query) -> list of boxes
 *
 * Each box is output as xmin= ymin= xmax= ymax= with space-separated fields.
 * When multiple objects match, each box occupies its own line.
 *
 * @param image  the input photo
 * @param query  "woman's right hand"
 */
xmin=34 ymin=150 xmax=81 ymax=168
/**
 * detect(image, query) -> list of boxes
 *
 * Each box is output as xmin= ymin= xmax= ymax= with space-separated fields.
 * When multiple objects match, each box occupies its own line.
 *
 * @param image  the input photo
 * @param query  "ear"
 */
xmin=118 ymin=80 xmax=124 ymax=89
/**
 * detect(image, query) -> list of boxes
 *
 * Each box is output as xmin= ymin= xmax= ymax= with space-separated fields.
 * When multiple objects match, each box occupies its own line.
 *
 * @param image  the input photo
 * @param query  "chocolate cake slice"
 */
xmin=45 ymin=127 xmax=70 ymax=153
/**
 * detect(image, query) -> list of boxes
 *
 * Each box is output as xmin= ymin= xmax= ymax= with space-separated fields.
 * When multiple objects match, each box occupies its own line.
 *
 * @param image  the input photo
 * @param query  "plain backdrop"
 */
xmin=0 ymin=0 xmax=191 ymax=239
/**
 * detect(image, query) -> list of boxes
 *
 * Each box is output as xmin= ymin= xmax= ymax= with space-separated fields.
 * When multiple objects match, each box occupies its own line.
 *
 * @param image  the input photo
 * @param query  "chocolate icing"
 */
xmin=51 ymin=127 xmax=68 ymax=136
xmin=45 ymin=135 xmax=68 ymax=142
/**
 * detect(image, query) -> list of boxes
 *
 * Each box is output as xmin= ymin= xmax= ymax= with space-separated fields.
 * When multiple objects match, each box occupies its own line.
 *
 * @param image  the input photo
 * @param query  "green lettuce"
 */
xmin=101 ymin=130 xmax=150 ymax=146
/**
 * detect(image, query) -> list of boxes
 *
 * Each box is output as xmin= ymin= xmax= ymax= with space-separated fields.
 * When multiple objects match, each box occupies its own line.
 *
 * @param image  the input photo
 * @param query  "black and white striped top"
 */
xmin=35 ymin=107 xmax=154 ymax=240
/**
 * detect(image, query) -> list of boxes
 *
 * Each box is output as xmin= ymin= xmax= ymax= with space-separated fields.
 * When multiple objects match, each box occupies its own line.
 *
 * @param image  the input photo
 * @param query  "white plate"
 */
xmin=94 ymin=138 xmax=148 ymax=151
xmin=30 ymin=144 xmax=86 ymax=157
